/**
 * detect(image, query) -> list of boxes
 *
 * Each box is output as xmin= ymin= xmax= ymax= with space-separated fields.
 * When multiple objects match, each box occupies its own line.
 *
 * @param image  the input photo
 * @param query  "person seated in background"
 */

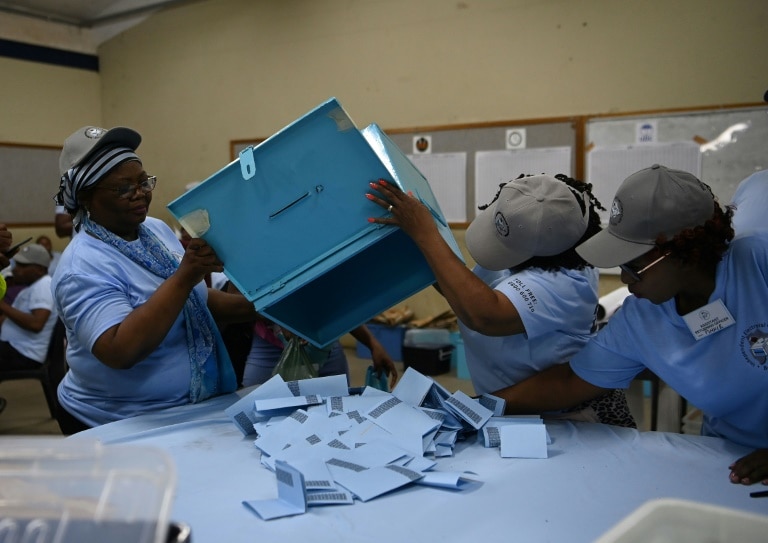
xmin=35 ymin=235 xmax=62 ymax=276
xmin=367 ymin=174 xmax=634 ymax=427
xmin=0 ymin=224 xmax=11 ymax=271
xmin=52 ymin=125 xmax=258 ymax=434
xmin=0 ymin=266 xmax=27 ymax=307
xmin=243 ymin=321 xmax=398 ymax=389
xmin=0 ymin=244 xmax=58 ymax=372
xmin=0 ymin=226 xmax=27 ymax=306
xmin=468 ymin=165 xmax=768 ymax=486
xmin=54 ymin=204 xmax=74 ymax=239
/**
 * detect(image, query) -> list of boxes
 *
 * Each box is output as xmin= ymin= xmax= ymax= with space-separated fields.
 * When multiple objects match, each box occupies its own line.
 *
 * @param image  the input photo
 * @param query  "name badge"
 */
xmin=682 ymin=299 xmax=735 ymax=341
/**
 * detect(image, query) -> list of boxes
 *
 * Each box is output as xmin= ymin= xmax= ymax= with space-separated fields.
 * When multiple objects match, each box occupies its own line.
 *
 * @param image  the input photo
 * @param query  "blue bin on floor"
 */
xmin=167 ymin=98 xmax=462 ymax=348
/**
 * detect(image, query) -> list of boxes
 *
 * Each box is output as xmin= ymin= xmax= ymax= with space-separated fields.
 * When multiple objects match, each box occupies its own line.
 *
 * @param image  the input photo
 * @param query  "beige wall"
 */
xmin=0 ymin=56 xmax=100 ymax=252
xmin=1 ymin=0 xmax=766 ymax=315
xmin=95 ymin=0 xmax=768 ymax=215
xmin=0 ymin=58 xmax=100 ymax=144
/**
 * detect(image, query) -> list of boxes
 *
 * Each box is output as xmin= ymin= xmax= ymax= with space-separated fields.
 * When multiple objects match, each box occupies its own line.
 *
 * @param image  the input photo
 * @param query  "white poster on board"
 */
xmin=407 ymin=152 xmax=467 ymax=223
xmin=474 ymin=147 xmax=572 ymax=218
xmin=586 ymin=141 xmax=702 ymax=223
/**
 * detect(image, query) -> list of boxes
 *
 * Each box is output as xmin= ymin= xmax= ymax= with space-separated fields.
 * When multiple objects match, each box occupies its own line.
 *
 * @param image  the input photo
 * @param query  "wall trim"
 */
xmin=0 ymin=38 xmax=98 ymax=71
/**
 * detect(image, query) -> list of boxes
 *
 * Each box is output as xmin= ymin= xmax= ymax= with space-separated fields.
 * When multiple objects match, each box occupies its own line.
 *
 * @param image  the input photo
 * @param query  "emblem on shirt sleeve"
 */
xmin=740 ymin=325 xmax=768 ymax=368
xmin=749 ymin=335 xmax=768 ymax=363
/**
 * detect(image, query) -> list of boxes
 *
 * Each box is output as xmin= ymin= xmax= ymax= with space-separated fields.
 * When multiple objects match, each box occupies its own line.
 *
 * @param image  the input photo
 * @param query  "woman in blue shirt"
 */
xmin=368 ymin=173 xmax=635 ymax=427
xmin=482 ymin=165 xmax=768 ymax=486
xmin=53 ymin=126 xmax=257 ymax=433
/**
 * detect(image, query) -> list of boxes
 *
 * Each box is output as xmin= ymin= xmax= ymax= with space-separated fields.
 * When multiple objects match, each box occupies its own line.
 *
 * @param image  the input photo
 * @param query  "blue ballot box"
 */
xmin=167 ymin=98 xmax=462 ymax=347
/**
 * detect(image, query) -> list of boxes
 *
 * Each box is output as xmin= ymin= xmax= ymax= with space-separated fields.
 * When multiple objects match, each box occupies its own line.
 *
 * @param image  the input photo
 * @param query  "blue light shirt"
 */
xmin=460 ymin=265 xmax=599 ymax=395
xmin=0 ymin=275 xmax=57 ymax=362
xmin=52 ymin=217 xmax=208 ymax=427
xmin=570 ymin=232 xmax=768 ymax=449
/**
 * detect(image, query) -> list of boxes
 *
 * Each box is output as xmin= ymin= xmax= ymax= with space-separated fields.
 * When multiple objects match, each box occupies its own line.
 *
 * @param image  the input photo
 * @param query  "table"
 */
xmin=75 ymin=389 xmax=766 ymax=543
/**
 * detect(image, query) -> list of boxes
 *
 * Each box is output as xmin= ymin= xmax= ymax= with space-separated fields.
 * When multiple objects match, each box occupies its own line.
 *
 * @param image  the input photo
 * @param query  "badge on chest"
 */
xmin=682 ymin=299 xmax=735 ymax=340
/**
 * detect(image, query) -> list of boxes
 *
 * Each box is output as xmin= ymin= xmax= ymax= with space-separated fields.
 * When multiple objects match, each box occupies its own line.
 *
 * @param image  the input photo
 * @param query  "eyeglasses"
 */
xmin=619 ymin=252 xmax=670 ymax=282
xmin=96 ymin=176 xmax=157 ymax=199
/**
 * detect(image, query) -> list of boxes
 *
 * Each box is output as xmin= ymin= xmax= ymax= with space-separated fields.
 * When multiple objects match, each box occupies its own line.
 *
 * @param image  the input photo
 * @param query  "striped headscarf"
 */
xmin=55 ymin=145 xmax=141 ymax=230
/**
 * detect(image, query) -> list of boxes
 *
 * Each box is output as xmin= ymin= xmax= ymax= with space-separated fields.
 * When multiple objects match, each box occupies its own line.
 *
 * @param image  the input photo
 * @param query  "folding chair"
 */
xmin=0 ymin=318 xmax=67 ymax=418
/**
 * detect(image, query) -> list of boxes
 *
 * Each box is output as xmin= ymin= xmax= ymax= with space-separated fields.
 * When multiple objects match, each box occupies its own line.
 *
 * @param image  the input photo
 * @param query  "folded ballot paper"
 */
xmin=167 ymin=97 xmax=463 ymax=349
xmin=226 ymin=368 xmax=551 ymax=520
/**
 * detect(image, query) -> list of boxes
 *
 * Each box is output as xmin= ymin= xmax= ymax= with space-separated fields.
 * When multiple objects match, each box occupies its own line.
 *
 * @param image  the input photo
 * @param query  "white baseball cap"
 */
xmin=13 ymin=244 xmax=51 ymax=268
xmin=59 ymin=126 xmax=141 ymax=175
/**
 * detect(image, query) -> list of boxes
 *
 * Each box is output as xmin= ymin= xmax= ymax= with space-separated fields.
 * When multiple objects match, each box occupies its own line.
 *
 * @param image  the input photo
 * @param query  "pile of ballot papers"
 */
xmin=225 ymin=367 xmax=550 ymax=520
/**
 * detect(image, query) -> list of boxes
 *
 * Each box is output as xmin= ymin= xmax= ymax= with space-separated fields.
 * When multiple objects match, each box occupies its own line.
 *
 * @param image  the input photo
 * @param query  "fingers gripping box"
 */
xmin=168 ymin=98 xmax=462 ymax=348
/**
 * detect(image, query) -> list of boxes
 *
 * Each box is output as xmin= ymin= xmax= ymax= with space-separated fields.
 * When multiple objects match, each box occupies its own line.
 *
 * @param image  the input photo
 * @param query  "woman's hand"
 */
xmin=91 ymin=238 xmax=224 ymax=369
xmin=349 ymin=325 xmax=398 ymax=388
xmin=370 ymin=342 xmax=398 ymax=389
xmin=366 ymin=179 xmax=440 ymax=245
xmin=177 ymin=239 xmax=223 ymax=288
xmin=729 ymin=449 xmax=768 ymax=485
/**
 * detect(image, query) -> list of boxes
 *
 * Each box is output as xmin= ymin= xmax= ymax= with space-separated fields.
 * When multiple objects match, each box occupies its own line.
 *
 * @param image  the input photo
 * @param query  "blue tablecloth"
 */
xmin=74 ymin=389 xmax=766 ymax=543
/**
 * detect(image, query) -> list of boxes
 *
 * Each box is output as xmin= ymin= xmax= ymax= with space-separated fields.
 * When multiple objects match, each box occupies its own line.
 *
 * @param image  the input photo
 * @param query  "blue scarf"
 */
xmin=82 ymin=215 xmax=236 ymax=402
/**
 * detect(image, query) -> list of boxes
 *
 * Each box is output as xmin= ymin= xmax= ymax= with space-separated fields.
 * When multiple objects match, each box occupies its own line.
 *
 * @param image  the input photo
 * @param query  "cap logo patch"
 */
xmin=85 ymin=127 xmax=106 ymax=139
xmin=609 ymin=197 xmax=623 ymax=225
xmin=494 ymin=211 xmax=510 ymax=237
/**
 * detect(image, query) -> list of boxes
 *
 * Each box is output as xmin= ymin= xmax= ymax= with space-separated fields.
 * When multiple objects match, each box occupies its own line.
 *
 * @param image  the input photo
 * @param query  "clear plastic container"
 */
xmin=0 ymin=437 xmax=176 ymax=543
xmin=595 ymin=498 xmax=768 ymax=543
xmin=403 ymin=328 xmax=451 ymax=348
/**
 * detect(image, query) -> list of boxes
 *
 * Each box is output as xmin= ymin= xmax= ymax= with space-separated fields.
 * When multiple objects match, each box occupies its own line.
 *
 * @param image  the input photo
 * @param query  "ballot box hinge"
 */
xmin=269 ymin=281 xmax=286 ymax=293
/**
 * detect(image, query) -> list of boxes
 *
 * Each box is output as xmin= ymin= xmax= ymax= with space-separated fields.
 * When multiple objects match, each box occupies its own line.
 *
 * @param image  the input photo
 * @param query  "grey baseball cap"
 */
xmin=466 ymin=174 xmax=590 ymax=270
xmin=14 ymin=244 xmax=51 ymax=268
xmin=59 ymin=126 xmax=141 ymax=175
xmin=576 ymin=164 xmax=715 ymax=268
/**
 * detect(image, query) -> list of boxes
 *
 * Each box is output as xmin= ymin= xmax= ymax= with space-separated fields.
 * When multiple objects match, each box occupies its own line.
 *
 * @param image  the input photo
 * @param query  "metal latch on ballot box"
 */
xmin=239 ymin=146 xmax=256 ymax=180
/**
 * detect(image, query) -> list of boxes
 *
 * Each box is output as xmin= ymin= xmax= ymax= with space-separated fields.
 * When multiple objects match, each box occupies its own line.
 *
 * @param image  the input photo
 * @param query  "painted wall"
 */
xmin=0 ymin=56 xmax=100 ymax=251
xmin=1 ymin=0 xmax=765 ymax=316
xmin=95 ymin=0 xmax=768 ymax=218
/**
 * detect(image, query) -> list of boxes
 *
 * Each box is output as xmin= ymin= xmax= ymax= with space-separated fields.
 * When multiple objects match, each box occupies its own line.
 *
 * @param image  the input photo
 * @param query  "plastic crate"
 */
xmin=595 ymin=498 xmax=768 ymax=543
xmin=0 ymin=437 xmax=176 ymax=543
